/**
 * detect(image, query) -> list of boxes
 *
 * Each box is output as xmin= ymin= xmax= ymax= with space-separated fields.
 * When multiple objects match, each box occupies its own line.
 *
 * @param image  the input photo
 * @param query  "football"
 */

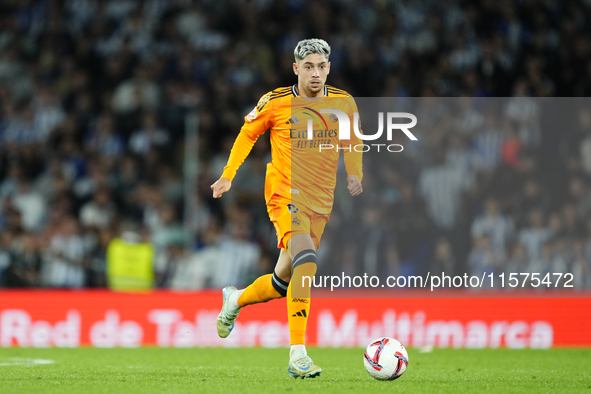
xmin=363 ymin=337 xmax=409 ymax=380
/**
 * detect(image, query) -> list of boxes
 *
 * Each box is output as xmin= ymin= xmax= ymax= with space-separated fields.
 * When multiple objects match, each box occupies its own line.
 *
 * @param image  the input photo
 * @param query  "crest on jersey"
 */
xmin=246 ymin=107 xmax=257 ymax=121
xmin=287 ymin=203 xmax=299 ymax=214
xmin=329 ymin=113 xmax=338 ymax=123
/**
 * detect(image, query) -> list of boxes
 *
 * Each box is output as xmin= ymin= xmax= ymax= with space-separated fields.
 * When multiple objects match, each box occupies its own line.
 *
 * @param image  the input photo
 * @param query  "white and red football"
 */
xmin=363 ymin=337 xmax=409 ymax=380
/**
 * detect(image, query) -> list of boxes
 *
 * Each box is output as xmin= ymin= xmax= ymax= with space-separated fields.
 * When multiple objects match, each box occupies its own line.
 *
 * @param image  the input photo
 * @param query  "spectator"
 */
xmin=32 ymin=85 xmax=66 ymax=141
xmin=511 ymin=179 xmax=551 ymax=227
xmin=504 ymin=81 xmax=541 ymax=147
xmin=446 ymin=134 xmax=476 ymax=182
xmin=151 ymin=203 xmax=187 ymax=255
xmin=580 ymin=121 xmax=591 ymax=176
xmin=113 ymin=155 xmax=142 ymax=205
xmin=112 ymin=64 xmax=159 ymax=114
xmin=471 ymin=197 xmax=514 ymax=257
xmin=567 ymin=177 xmax=591 ymax=219
xmin=428 ymin=238 xmax=457 ymax=277
xmin=527 ymin=242 xmax=553 ymax=279
xmin=172 ymin=218 xmax=223 ymax=290
xmin=155 ymin=243 xmax=195 ymax=288
xmin=0 ymin=164 xmax=22 ymax=204
xmin=419 ymin=149 xmax=469 ymax=230
xmin=518 ymin=209 xmax=553 ymax=260
xmin=157 ymin=165 xmax=183 ymax=205
xmin=87 ymin=229 xmax=111 ymax=288
xmin=500 ymin=125 xmax=523 ymax=170
xmin=129 ymin=112 xmax=170 ymax=155
xmin=572 ymin=239 xmax=591 ymax=289
xmin=454 ymin=96 xmax=483 ymax=137
xmin=3 ymin=233 xmax=42 ymax=287
xmin=12 ymin=179 xmax=47 ymax=232
xmin=210 ymin=215 xmax=261 ymax=288
xmin=471 ymin=111 xmax=506 ymax=172
xmin=468 ymin=235 xmax=503 ymax=287
xmin=0 ymin=230 xmax=15 ymax=286
xmin=79 ymin=188 xmax=116 ymax=229
xmin=166 ymin=249 xmax=209 ymax=290
xmin=504 ymin=243 xmax=529 ymax=278
xmin=106 ymin=228 xmax=155 ymax=291
xmin=72 ymin=158 xmax=110 ymax=201
xmin=391 ymin=182 xmax=433 ymax=271
xmin=40 ymin=216 xmax=87 ymax=288
xmin=84 ymin=113 xmax=124 ymax=157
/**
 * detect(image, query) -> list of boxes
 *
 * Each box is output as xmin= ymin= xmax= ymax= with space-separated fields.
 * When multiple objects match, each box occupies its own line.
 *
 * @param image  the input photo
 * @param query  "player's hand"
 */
xmin=347 ymin=175 xmax=363 ymax=196
xmin=211 ymin=177 xmax=232 ymax=198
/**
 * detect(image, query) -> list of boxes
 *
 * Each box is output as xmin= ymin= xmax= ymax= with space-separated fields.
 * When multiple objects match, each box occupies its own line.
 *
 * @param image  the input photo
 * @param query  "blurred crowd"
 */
xmin=324 ymin=97 xmax=591 ymax=290
xmin=0 ymin=0 xmax=590 ymax=290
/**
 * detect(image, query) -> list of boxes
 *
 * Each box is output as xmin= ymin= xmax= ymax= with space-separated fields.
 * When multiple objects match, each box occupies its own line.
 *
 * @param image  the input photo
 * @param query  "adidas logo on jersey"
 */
xmin=285 ymin=116 xmax=300 ymax=124
xmin=292 ymin=309 xmax=307 ymax=317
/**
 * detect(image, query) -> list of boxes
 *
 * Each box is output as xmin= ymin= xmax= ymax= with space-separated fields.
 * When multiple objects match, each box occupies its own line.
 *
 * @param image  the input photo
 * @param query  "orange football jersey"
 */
xmin=222 ymin=84 xmax=363 ymax=214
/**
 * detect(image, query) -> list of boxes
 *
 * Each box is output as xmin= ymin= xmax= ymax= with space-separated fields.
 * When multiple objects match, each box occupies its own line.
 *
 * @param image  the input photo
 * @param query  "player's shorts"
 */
xmin=267 ymin=194 xmax=329 ymax=250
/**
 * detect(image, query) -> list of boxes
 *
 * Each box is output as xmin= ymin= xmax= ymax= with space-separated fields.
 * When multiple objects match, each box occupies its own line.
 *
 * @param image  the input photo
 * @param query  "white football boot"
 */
xmin=216 ymin=286 xmax=241 ymax=338
xmin=288 ymin=354 xmax=322 ymax=379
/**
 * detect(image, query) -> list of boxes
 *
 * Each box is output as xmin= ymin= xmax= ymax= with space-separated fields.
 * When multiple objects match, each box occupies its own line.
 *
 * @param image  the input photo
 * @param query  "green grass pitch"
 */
xmin=0 ymin=348 xmax=590 ymax=394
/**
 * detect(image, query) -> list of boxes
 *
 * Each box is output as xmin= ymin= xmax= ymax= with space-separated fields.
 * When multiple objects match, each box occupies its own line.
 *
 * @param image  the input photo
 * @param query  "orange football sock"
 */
xmin=287 ymin=249 xmax=317 ymax=346
xmin=237 ymin=273 xmax=287 ymax=307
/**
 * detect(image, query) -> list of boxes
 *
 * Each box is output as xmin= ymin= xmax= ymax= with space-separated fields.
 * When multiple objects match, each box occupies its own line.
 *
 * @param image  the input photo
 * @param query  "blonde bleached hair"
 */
xmin=294 ymin=38 xmax=331 ymax=62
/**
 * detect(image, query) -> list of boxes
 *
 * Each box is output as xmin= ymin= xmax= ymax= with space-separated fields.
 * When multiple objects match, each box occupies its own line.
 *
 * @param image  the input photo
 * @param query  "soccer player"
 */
xmin=212 ymin=38 xmax=363 ymax=379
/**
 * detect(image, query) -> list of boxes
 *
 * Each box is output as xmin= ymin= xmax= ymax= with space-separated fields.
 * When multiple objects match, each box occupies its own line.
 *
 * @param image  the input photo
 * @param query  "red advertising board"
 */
xmin=0 ymin=290 xmax=589 ymax=348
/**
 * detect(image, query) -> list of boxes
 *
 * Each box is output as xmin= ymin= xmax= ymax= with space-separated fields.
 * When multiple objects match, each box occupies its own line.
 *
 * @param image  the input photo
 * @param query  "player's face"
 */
xmin=293 ymin=53 xmax=330 ymax=97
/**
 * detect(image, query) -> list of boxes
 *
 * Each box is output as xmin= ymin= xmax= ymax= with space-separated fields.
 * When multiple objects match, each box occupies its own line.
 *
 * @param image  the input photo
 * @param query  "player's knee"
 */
xmin=271 ymin=271 xmax=288 ymax=297
xmin=292 ymin=249 xmax=317 ymax=272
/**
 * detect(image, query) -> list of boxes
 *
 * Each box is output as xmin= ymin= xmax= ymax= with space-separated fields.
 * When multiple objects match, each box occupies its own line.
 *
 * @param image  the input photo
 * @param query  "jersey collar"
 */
xmin=292 ymin=84 xmax=328 ymax=97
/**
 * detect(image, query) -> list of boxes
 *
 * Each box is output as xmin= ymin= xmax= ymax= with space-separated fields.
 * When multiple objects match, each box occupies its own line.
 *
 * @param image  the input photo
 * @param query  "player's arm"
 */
xmin=211 ymin=94 xmax=273 ymax=198
xmin=343 ymin=100 xmax=363 ymax=197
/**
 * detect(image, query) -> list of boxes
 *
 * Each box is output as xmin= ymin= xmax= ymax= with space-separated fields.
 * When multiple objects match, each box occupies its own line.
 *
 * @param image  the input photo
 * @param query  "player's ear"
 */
xmin=293 ymin=62 xmax=299 ymax=76
xmin=326 ymin=61 xmax=331 ymax=75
